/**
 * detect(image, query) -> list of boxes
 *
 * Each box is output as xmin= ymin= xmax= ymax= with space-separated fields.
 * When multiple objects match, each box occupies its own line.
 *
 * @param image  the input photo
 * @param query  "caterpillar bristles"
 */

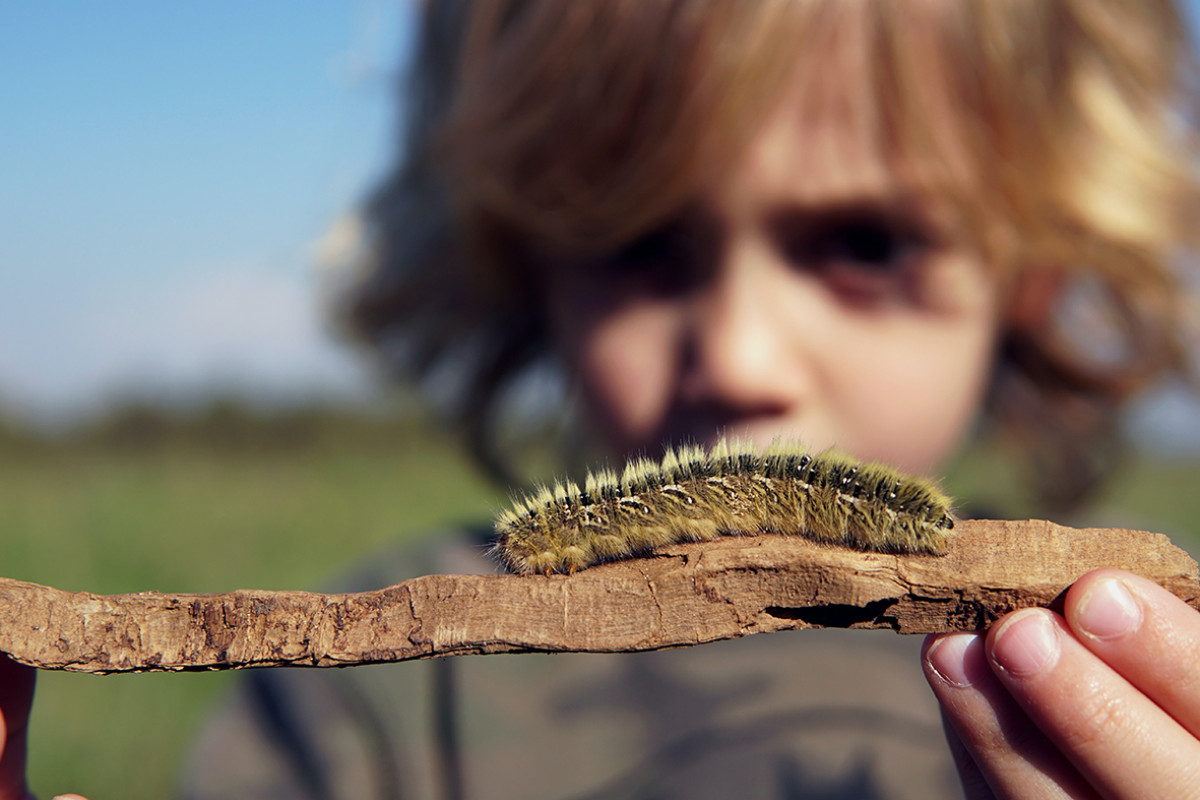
xmin=491 ymin=438 xmax=955 ymax=576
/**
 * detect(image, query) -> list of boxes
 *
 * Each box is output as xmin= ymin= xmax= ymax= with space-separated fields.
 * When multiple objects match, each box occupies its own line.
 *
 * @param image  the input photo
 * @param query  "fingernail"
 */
xmin=926 ymin=633 xmax=987 ymax=687
xmin=1076 ymin=577 xmax=1142 ymax=640
xmin=991 ymin=609 xmax=1060 ymax=677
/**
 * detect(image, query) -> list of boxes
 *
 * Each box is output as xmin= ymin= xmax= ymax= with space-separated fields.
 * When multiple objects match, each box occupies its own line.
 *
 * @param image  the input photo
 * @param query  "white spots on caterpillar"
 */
xmin=492 ymin=438 xmax=955 ymax=575
xmin=660 ymin=485 xmax=695 ymax=504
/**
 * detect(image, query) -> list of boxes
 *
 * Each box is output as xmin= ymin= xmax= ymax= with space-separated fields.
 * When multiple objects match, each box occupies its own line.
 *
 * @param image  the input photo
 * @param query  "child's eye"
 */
xmin=590 ymin=222 xmax=705 ymax=297
xmin=817 ymin=219 xmax=914 ymax=268
xmin=607 ymin=226 xmax=684 ymax=269
xmin=776 ymin=211 xmax=932 ymax=303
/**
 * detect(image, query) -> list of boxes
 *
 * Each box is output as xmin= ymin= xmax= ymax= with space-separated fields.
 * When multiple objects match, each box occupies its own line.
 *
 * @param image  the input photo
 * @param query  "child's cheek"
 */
xmin=853 ymin=258 xmax=1000 ymax=473
xmin=834 ymin=312 xmax=997 ymax=475
xmin=565 ymin=300 xmax=681 ymax=455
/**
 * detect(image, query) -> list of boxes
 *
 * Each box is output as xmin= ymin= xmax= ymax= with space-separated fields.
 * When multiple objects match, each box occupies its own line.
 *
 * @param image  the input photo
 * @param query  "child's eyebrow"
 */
xmin=763 ymin=198 xmax=941 ymax=240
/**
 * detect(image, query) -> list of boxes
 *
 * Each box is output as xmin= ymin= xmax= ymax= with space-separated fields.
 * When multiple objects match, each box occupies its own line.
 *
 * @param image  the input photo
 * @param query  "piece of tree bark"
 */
xmin=0 ymin=518 xmax=1196 ymax=674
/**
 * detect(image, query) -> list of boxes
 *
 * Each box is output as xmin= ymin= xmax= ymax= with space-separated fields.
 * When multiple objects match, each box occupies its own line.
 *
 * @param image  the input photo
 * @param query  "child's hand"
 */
xmin=922 ymin=568 xmax=1200 ymax=799
xmin=0 ymin=656 xmax=88 ymax=800
xmin=0 ymin=655 xmax=35 ymax=800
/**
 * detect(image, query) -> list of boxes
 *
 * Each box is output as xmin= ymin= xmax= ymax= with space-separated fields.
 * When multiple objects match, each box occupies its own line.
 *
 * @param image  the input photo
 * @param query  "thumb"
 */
xmin=0 ymin=655 xmax=35 ymax=800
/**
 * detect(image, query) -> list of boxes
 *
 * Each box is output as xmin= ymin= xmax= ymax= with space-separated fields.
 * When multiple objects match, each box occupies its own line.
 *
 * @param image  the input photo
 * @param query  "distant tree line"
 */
xmin=0 ymin=396 xmax=443 ymax=455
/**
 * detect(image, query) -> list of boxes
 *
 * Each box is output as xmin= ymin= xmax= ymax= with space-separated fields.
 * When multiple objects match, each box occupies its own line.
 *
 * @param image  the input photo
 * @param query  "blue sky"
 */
xmin=4 ymin=1 xmax=1200 ymax=453
xmin=1 ymin=1 xmax=412 ymax=419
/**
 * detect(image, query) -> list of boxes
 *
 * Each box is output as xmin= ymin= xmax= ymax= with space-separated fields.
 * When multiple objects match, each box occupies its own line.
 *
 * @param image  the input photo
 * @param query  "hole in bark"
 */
xmin=765 ymin=598 xmax=897 ymax=627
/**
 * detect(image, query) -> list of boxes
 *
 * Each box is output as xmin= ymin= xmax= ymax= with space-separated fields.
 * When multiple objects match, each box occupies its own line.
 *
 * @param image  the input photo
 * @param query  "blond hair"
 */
xmin=338 ymin=0 xmax=1199 ymax=509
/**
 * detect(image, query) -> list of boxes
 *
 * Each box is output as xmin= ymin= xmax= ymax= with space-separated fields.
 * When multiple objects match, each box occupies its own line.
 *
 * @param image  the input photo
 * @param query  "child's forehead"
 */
xmin=725 ymin=82 xmax=916 ymax=210
xmin=451 ymin=0 xmax=1011 ymax=258
xmin=708 ymin=12 xmax=970 ymax=224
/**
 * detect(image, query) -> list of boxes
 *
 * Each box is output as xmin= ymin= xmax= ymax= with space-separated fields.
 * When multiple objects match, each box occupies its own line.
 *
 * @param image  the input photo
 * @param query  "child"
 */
xmin=4 ymin=1 xmax=1200 ymax=798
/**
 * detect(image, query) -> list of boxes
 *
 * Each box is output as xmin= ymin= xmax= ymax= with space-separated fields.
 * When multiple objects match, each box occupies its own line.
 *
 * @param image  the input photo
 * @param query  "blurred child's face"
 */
xmin=539 ymin=75 xmax=1001 ymax=475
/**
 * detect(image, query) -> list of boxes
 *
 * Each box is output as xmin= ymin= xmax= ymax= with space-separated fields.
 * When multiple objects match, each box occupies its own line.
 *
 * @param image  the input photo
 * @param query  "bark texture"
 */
xmin=1 ymin=519 xmax=1196 ymax=674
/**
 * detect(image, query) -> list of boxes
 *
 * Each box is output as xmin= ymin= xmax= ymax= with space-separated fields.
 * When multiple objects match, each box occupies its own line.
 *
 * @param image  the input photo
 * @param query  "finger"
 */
xmin=987 ymin=607 xmax=1200 ymax=800
xmin=1064 ymin=569 xmax=1200 ymax=738
xmin=923 ymin=632 xmax=1094 ymax=799
xmin=0 ymin=655 xmax=35 ymax=800
xmin=937 ymin=705 xmax=997 ymax=800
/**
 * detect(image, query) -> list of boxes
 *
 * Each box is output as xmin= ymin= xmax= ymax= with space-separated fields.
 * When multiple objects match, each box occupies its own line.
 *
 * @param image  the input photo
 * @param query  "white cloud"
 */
xmin=0 ymin=261 xmax=377 ymax=420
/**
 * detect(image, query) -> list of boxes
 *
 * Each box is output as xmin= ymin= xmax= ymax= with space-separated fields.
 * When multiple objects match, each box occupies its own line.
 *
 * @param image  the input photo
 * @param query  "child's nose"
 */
xmin=678 ymin=242 xmax=815 ymax=414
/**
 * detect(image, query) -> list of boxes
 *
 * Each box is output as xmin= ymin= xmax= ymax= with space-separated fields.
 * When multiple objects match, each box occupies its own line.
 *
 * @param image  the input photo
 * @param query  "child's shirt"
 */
xmin=179 ymin=527 xmax=959 ymax=799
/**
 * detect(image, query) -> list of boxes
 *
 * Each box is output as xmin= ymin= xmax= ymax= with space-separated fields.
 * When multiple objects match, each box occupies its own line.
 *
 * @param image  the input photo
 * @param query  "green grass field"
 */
xmin=1 ymin=429 xmax=499 ymax=798
xmin=2 ymin=427 xmax=1198 ymax=798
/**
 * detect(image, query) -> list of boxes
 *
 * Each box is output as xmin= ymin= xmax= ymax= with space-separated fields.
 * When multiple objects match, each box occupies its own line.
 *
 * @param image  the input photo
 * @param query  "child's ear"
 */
xmin=1004 ymin=267 xmax=1066 ymax=330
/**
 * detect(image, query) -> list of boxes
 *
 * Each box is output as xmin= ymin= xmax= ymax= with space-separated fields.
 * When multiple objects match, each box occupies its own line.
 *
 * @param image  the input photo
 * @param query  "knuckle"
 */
xmin=1145 ymin=615 xmax=1200 ymax=689
xmin=1058 ymin=682 xmax=1130 ymax=752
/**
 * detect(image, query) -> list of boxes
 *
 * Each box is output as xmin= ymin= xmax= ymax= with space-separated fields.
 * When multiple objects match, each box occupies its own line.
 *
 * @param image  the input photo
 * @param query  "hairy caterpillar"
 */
xmin=492 ymin=439 xmax=955 ymax=575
